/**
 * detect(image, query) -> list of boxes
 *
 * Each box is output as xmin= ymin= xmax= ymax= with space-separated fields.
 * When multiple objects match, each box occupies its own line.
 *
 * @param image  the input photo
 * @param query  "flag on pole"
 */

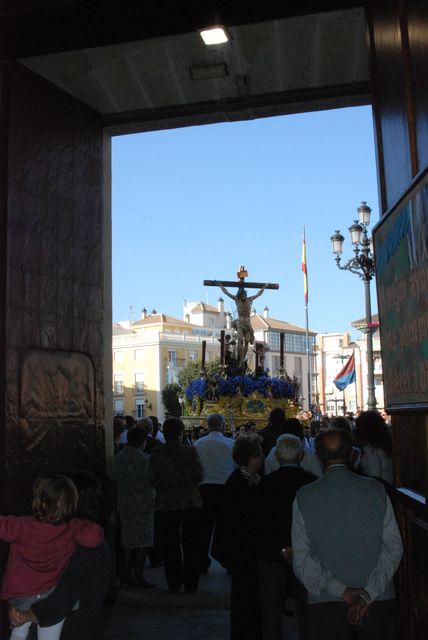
xmin=302 ymin=228 xmax=308 ymax=304
xmin=333 ymin=352 xmax=356 ymax=391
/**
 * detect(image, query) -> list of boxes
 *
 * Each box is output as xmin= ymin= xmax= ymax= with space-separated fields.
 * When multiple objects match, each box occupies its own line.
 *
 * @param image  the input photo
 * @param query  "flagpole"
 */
xmin=353 ymin=349 xmax=359 ymax=411
xmin=305 ymin=301 xmax=312 ymax=411
xmin=302 ymin=227 xmax=312 ymax=411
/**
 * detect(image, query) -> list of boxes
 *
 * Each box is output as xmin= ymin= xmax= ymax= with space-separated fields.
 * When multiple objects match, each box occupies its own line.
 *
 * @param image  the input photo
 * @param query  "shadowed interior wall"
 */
xmin=0 ymin=62 xmax=106 ymax=515
xmin=368 ymin=2 xmax=428 ymax=638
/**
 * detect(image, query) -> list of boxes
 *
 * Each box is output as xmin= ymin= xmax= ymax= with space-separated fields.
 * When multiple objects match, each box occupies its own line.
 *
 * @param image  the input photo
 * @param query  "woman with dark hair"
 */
xmin=355 ymin=410 xmax=393 ymax=484
xmin=113 ymin=426 xmax=156 ymax=588
xmin=213 ymin=433 xmax=263 ymax=640
xmin=149 ymin=417 xmax=204 ymax=593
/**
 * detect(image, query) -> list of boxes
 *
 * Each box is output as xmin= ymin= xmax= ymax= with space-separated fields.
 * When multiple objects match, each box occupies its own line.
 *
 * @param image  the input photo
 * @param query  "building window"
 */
xmin=271 ymin=355 xmax=280 ymax=374
xmin=114 ymin=350 xmax=123 ymax=363
xmin=114 ymin=374 xmax=123 ymax=394
xmin=134 ymin=349 xmax=144 ymax=360
xmin=189 ymin=351 xmax=198 ymax=362
xmin=271 ymin=355 xmax=286 ymax=375
xmin=135 ymin=373 xmax=144 ymax=393
xmin=268 ymin=332 xmax=280 ymax=351
xmin=114 ymin=399 xmax=124 ymax=414
xmin=293 ymin=357 xmax=302 ymax=376
xmin=267 ymin=331 xmax=315 ymax=354
xmin=208 ymin=317 xmax=214 ymax=327
xmin=136 ymin=399 xmax=145 ymax=419
xmin=168 ymin=350 xmax=177 ymax=366
xmin=286 ymin=333 xmax=315 ymax=353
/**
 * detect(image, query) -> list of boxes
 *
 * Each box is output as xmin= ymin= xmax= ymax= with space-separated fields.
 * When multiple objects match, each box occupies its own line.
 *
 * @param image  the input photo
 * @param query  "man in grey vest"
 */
xmin=291 ymin=428 xmax=403 ymax=639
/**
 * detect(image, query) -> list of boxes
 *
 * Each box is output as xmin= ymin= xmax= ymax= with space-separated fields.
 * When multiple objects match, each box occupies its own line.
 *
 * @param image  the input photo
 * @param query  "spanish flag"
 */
xmin=302 ymin=228 xmax=308 ymax=304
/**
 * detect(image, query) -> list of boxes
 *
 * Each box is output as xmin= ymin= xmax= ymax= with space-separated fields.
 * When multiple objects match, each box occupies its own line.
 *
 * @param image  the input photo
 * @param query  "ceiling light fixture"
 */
xmin=200 ymin=26 xmax=229 ymax=45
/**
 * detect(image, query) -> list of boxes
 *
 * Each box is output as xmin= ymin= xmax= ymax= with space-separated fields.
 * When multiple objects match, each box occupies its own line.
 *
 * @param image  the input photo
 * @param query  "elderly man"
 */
xmin=292 ymin=428 xmax=403 ymax=639
xmin=194 ymin=412 xmax=235 ymax=573
xmin=137 ymin=417 xmax=162 ymax=454
xmin=257 ymin=434 xmax=317 ymax=640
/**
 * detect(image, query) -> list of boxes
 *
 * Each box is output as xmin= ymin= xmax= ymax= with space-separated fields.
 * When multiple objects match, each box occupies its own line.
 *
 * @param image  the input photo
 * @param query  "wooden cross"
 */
xmin=204 ymin=265 xmax=279 ymax=291
xmin=203 ymin=267 xmax=279 ymax=371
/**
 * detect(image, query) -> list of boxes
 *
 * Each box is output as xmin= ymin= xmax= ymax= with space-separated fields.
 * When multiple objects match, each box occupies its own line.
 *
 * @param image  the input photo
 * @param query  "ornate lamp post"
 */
xmin=330 ymin=201 xmax=377 ymax=411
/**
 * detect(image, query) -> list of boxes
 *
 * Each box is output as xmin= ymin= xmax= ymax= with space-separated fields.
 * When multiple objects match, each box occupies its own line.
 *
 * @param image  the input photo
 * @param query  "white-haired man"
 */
xmin=257 ymin=434 xmax=317 ymax=640
xmin=194 ymin=412 xmax=235 ymax=573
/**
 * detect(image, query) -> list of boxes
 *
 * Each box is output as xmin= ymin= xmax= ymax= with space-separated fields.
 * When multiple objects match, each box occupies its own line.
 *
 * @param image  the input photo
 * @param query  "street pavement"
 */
xmin=102 ymin=561 xmax=300 ymax=639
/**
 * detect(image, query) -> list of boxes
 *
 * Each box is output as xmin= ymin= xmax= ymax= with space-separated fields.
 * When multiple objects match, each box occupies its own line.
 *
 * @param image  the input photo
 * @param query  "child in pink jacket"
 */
xmin=0 ymin=474 xmax=104 ymax=640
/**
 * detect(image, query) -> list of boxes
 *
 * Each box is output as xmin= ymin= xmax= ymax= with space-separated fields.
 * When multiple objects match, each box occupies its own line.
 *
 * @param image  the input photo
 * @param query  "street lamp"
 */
xmin=330 ymin=201 xmax=377 ymax=411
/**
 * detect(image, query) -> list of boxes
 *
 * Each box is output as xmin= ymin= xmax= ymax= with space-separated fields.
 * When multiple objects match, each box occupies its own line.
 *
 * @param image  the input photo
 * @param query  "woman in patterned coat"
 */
xmin=113 ymin=426 xmax=156 ymax=588
xmin=149 ymin=417 xmax=204 ymax=593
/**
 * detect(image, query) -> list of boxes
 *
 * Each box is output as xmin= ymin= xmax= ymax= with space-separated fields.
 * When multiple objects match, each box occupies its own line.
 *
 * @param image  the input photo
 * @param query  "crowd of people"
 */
xmin=1 ymin=408 xmax=402 ymax=640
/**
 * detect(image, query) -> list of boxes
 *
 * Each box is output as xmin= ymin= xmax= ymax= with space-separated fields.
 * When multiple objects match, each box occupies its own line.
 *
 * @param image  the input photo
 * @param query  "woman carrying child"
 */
xmin=1 ymin=474 xmax=104 ymax=640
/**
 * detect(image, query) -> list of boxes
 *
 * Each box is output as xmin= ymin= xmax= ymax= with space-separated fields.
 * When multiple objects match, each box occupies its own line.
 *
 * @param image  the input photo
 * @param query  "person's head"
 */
xmin=127 ymin=426 xmax=147 ymax=449
xmin=113 ymin=416 xmax=125 ymax=441
xmin=207 ymin=413 xmax=225 ymax=432
xmin=269 ymin=407 xmax=286 ymax=428
xmin=319 ymin=415 xmax=330 ymax=432
xmin=65 ymin=469 xmax=104 ymax=524
xmin=283 ymin=417 xmax=303 ymax=440
xmin=125 ymin=415 xmax=135 ymax=429
xmin=243 ymin=421 xmax=257 ymax=433
xmin=355 ymin=411 xmax=392 ymax=455
xmin=32 ymin=474 xmax=78 ymax=524
xmin=163 ymin=417 xmax=184 ymax=441
xmin=149 ymin=415 xmax=160 ymax=437
xmin=328 ymin=416 xmax=353 ymax=433
xmin=315 ymin=428 xmax=354 ymax=470
xmin=232 ymin=433 xmax=263 ymax=471
xmin=302 ymin=424 xmax=311 ymax=438
xmin=192 ymin=426 xmax=202 ymax=441
xmin=137 ymin=416 xmax=154 ymax=435
xmin=275 ymin=434 xmax=303 ymax=465
xmin=310 ymin=419 xmax=319 ymax=437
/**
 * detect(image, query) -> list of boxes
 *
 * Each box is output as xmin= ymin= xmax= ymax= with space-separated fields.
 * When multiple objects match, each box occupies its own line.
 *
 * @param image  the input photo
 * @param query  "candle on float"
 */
xmin=201 ymin=340 xmax=206 ymax=368
xmin=220 ymin=330 xmax=225 ymax=365
xmin=280 ymin=332 xmax=285 ymax=368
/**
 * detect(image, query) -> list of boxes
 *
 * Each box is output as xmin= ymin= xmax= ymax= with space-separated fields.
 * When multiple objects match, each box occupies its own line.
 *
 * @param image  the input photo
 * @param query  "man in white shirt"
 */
xmin=194 ymin=412 xmax=235 ymax=573
xmin=291 ymin=428 xmax=403 ymax=639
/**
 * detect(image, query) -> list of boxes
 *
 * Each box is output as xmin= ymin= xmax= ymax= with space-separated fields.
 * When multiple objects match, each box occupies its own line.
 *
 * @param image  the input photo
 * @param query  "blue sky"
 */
xmin=112 ymin=105 xmax=379 ymax=335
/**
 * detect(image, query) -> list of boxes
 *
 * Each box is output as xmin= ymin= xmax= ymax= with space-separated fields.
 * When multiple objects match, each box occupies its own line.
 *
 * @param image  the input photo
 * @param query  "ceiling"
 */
xmin=3 ymin=2 xmax=370 ymax=135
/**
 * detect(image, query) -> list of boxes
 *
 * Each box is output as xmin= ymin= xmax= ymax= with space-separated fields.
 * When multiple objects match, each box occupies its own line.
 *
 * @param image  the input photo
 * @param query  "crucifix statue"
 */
xmin=204 ymin=266 xmax=279 ymax=371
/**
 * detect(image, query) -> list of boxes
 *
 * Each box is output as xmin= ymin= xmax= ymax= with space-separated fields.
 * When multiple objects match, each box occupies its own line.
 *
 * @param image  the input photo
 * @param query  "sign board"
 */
xmin=373 ymin=172 xmax=428 ymax=409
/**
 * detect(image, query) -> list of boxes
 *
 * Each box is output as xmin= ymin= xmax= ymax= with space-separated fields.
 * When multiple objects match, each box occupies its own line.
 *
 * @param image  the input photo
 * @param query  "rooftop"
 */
xmin=251 ymin=313 xmax=317 ymax=335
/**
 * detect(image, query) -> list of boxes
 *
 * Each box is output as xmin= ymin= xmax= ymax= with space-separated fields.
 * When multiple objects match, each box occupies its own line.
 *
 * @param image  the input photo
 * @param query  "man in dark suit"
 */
xmin=257 ymin=434 xmax=316 ymax=640
xmin=258 ymin=407 xmax=287 ymax=457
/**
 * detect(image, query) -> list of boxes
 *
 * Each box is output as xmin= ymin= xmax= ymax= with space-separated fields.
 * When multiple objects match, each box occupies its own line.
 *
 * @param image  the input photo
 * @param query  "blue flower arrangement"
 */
xmin=185 ymin=378 xmax=207 ymax=401
xmin=185 ymin=375 xmax=296 ymax=400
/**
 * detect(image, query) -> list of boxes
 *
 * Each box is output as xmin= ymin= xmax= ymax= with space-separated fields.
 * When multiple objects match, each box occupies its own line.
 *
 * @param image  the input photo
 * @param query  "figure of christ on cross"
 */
xmin=204 ymin=267 xmax=279 ymax=371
